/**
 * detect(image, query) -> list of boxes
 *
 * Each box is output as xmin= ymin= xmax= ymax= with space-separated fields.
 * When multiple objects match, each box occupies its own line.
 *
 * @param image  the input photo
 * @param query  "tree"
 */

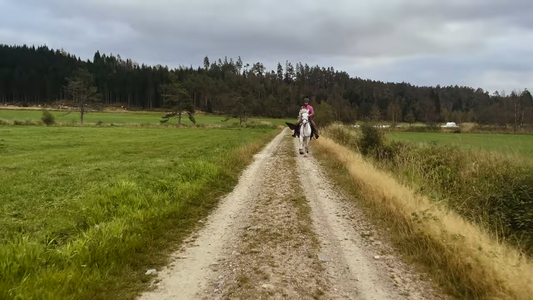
xmin=405 ymin=110 xmax=416 ymax=126
xmin=276 ymin=63 xmax=284 ymax=82
xmin=370 ymin=103 xmax=381 ymax=122
xmin=518 ymin=89 xmax=533 ymax=128
xmin=203 ymin=56 xmax=210 ymax=70
xmin=430 ymin=88 xmax=441 ymax=120
xmin=226 ymin=93 xmax=253 ymax=125
xmin=387 ymin=100 xmax=401 ymax=125
xmin=159 ymin=75 xmax=195 ymax=126
xmin=64 ymin=68 xmax=102 ymax=125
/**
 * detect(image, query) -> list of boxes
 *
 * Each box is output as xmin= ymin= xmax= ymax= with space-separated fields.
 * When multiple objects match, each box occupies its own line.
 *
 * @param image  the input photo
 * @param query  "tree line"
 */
xmin=1 ymin=44 xmax=532 ymax=127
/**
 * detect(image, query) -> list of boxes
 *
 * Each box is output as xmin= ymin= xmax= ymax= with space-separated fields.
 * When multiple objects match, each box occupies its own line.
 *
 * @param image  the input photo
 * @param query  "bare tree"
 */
xmin=387 ymin=99 xmax=402 ymax=125
xmin=405 ymin=109 xmax=416 ymax=126
xmin=64 ymin=68 xmax=103 ymax=125
xmin=231 ymin=94 xmax=252 ymax=125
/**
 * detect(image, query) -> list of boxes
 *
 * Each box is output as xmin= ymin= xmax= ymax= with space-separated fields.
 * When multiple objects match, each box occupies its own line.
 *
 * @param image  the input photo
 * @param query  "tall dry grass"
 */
xmin=313 ymin=136 xmax=533 ymax=299
xmin=326 ymin=125 xmax=533 ymax=253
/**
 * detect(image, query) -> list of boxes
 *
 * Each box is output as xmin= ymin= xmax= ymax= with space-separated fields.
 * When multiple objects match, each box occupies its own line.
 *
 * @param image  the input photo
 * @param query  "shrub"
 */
xmin=324 ymin=126 xmax=359 ymax=149
xmin=358 ymin=124 xmax=385 ymax=156
xmin=41 ymin=110 xmax=56 ymax=125
xmin=312 ymin=101 xmax=335 ymax=127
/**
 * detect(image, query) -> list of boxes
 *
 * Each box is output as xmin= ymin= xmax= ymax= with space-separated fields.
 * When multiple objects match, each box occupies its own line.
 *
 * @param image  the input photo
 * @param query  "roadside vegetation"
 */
xmin=0 ymin=125 xmax=279 ymax=300
xmin=314 ymin=124 xmax=533 ymax=299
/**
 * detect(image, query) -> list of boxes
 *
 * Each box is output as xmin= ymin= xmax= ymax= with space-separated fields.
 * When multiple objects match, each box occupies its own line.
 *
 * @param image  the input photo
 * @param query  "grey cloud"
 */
xmin=11 ymin=0 xmax=506 ymax=57
xmin=350 ymin=45 xmax=533 ymax=92
xmin=1 ymin=0 xmax=533 ymax=91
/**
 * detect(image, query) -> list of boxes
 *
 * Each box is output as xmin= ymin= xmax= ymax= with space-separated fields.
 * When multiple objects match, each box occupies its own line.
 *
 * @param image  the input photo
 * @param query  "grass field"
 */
xmin=388 ymin=131 xmax=533 ymax=159
xmin=0 ymin=109 xmax=293 ymax=127
xmin=0 ymin=125 xmax=279 ymax=299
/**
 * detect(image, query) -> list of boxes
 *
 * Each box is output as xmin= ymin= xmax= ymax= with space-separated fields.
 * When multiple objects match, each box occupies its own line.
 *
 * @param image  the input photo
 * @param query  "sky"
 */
xmin=1 ymin=0 xmax=532 ymax=93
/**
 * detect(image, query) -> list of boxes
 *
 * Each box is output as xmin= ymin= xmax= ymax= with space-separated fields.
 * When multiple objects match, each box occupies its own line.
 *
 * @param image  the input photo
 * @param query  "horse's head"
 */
xmin=300 ymin=109 xmax=309 ymax=123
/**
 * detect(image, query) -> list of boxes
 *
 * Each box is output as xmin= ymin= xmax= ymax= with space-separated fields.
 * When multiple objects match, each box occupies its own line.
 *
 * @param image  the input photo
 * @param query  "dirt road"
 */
xmin=138 ymin=129 xmax=442 ymax=299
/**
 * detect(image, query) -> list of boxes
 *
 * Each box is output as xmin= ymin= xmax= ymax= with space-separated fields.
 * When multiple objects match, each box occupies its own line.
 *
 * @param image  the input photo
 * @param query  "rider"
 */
xmin=292 ymin=97 xmax=319 ymax=139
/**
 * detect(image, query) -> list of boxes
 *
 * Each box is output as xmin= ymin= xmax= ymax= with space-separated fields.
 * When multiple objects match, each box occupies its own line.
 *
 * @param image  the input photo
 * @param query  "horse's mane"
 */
xmin=299 ymin=108 xmax=309 ymax=117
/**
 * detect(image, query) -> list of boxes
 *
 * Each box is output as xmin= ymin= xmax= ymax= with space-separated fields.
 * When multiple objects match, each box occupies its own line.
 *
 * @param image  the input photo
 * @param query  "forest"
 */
xmin=1 ymin=44 xmax=532 ymax=126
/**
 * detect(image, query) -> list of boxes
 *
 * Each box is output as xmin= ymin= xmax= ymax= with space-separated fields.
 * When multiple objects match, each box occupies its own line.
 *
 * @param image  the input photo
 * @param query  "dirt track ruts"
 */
xmin=138 ymin=128 xmax=442 ymax=300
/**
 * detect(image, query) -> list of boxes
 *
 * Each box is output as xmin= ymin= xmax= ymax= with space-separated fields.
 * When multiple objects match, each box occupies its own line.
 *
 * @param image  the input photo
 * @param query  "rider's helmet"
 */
xmin=303 ymin=97 xmax=309 ymax=105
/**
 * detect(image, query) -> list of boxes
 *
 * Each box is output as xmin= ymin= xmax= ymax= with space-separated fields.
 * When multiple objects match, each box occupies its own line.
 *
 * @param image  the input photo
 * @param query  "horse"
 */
xmin=298 ymin=109 xmax=312 ymax=156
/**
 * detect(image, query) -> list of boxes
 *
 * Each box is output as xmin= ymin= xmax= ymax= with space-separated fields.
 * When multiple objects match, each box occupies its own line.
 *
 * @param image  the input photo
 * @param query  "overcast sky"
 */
xmin=1 ymin=0 xmax=532 ymax=93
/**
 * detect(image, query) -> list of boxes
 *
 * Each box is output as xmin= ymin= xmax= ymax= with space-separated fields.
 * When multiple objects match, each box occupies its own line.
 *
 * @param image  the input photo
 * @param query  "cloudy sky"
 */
xmin=1 ymin=0 xmax=532 ymax=93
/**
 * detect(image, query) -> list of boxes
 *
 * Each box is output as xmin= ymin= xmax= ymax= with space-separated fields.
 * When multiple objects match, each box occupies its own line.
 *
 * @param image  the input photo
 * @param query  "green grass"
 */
xmin=0 ymin=125 xmax=278 ymax=300
xmin=388 ymin=131 xmax=533 ymax=159
xmin=0 ymin=109 xmax=292 ymax=127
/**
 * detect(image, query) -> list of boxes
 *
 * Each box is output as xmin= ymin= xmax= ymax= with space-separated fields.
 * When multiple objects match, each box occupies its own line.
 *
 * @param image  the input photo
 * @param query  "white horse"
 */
xmin=298 ymin=109 xmax=312 ymax=156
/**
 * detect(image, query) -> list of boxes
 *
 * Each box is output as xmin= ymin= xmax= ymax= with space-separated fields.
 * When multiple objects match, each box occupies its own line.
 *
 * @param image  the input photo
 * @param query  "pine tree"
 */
xmin=159 ymin=74 xmax=195 ymax=126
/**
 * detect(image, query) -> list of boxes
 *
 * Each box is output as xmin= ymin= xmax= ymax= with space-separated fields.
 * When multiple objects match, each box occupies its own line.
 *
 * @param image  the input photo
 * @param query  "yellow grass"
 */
xmin=460 ymin=122 xmax=476 ymax=132
xmin=314 ymin=136 xmax=533 ymax=300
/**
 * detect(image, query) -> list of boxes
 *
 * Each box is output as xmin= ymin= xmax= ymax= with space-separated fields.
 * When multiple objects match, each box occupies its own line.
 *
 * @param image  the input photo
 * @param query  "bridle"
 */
xmin=301 ymin=111 xmax=309 ymax=123
xmin=300 ymin=111 xmax=310 ymax=133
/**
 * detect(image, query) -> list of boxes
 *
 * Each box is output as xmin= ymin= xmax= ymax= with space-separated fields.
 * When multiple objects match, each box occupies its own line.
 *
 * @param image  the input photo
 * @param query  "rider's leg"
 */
xmin=310 ymin=118 xmax=319 ymax=138
xmin=292 ymin=121 xmax=301 ymax=137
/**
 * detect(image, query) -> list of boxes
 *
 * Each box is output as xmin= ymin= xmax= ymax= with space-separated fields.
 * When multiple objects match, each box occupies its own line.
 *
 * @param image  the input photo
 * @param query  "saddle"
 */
xmin=285 ymin=122 xmax=315 ymax=139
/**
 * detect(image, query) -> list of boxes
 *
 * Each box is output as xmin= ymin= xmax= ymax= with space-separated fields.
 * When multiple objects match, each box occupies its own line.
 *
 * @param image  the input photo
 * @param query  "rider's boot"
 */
xmin=292 ymin=123 xmax=300 ymax=137
xmin=311 ymin=125 xmax=319 ymax=139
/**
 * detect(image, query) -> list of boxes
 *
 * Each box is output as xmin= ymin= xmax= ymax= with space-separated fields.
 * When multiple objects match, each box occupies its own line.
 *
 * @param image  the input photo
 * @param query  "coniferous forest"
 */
xmin=1 ymin=44 xmax=532 ymax=126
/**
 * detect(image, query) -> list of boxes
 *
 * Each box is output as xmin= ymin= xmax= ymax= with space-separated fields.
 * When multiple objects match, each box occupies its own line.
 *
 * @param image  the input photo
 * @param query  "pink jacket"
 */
xmin=302 ymin=105 xmax=314 ymax=117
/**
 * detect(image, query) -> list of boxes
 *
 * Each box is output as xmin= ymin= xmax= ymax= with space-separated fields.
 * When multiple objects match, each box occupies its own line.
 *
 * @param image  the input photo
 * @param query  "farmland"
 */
xmin=0 ymin=124 xmax=279 ymax=299
xmin=388 ymin=131 xmax=533 ymax=159
xmin=0 ymin=108 xmax=293 ymax=127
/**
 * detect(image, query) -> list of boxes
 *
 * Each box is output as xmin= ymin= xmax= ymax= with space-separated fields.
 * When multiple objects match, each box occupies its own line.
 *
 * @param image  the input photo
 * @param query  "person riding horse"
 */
xmin=292 ymin=97 xmax=319 ymax=139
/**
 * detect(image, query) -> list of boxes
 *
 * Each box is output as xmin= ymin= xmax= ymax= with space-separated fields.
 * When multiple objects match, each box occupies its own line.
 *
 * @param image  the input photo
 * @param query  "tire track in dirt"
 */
xmin=294 ymin=137 xmax=444 ymax=300
xmin=209 ymin=133 xmax=336 ymax=299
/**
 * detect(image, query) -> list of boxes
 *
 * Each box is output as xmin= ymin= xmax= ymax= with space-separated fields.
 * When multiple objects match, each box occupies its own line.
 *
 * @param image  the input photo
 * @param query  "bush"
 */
xmin=312 ymin=101 xmax=335 ymax=127
xmin=41 ymin=110 xmax=56 ymax=125
xmin=358 ymin=124 xmax=385 ymax=156
xmin=325 ymin=126 xmax=359 ymax=149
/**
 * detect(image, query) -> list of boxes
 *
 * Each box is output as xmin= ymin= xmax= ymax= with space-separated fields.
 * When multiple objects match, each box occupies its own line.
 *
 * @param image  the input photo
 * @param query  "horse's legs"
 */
xmin=298 ymin=129 xmax=304 ymax=155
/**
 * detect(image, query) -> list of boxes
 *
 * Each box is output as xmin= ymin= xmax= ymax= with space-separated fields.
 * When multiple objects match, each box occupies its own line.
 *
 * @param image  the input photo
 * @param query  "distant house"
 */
xmin=441 ymin=122 xmax=458 ymax=128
